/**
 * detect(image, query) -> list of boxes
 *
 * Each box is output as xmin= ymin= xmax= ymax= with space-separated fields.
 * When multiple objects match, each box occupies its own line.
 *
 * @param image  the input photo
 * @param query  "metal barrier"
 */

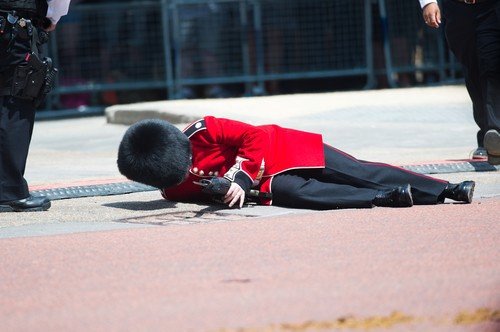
xmin=170 ymin=0 xmax=374 ymax=98
xmin=170 ymin=0 xmax=251 ymax=97
xmin=47 ymin=1 xmax=171 ymax=110
xmin=251 ymin=0 xmax=375 ymax=94
xmin=42 ymin=0 xmax=461 ymax=113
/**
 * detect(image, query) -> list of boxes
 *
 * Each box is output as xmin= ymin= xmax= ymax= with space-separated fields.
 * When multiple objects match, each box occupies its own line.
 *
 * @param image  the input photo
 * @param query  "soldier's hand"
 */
xmin=422 ymin=3 xmax=441 ymax=28
xmin=224 ymin=182 xmax=245 ymax=208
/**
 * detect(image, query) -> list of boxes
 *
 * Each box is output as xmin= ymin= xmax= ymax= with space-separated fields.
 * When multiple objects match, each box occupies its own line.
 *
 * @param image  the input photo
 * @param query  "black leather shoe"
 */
xmin=471 ymin=147 xmax=488 ymax=160
xmin=484 ymin=129 xmax=500 ymax=165
xmin=373 ymin=184 xmax=413 ymax=207
xmin=0 ymin=195 xmax=51 ymax=212
xmin=443 ymin=181 xmax=475 ymax=203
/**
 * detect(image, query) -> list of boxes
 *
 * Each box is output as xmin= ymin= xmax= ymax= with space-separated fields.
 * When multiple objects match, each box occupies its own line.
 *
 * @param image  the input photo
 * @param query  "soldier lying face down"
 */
xmin=117 ymin=117 xmax=475 ymax=210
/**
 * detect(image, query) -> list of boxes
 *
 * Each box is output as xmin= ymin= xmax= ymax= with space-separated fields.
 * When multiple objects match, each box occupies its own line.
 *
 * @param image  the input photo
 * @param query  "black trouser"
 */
xmin=442 ymin=0 xmax=500 ymax=147
xmin=271 ymin=145 xmax=448 ymax=210
xmin=0 ymin=12 xmax=38 ymax=202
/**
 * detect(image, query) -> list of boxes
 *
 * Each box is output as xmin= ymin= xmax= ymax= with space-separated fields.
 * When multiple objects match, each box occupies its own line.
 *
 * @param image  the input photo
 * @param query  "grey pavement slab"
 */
xmin=0 ymin=221 xmax=152 ymax=239
xmin=106 ymin=85 xmax=479 ymax=164
xmin=0 ymin=190 xmax=313 ymax=237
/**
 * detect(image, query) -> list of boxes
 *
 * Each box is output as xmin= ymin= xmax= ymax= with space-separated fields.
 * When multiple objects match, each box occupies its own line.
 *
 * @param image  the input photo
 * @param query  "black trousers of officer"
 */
xmin=442 ymin=0 xmax=500 ymax=147
xmin=271 ymin=145 xmax=449 ymax=210
xmin=0 ymin=13 xmax=37 ymax=203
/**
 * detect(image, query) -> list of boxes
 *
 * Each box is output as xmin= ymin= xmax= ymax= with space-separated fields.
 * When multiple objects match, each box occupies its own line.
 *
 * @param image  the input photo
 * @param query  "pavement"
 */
xmin=0 ymin=86 xmax=499 ymax=331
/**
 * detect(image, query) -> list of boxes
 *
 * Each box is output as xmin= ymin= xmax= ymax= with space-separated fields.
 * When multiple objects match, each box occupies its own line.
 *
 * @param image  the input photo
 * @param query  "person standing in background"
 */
xmin=419 ymin=0 xmax=500 ymax=165
xmin=0 ymin=0 xmax=71 ymax=212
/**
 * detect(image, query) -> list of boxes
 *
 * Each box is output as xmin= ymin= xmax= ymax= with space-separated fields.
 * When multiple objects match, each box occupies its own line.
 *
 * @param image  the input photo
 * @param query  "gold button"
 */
xmin=192 ymin=167 xmax=198 ymax=173
xmin=199 ymin=170 xmax=204 ymax=176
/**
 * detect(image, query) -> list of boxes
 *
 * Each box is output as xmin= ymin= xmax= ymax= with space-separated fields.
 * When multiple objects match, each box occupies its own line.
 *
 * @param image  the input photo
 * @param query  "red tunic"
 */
xmin=161 ymin=116 xmax=325 ymax=205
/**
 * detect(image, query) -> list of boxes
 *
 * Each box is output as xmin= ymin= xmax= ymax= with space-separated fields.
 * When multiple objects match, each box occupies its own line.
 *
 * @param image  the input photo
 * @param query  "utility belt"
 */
xmin=0 ymin=10 xmax=57 ymax=106
xmin=0 ymin=8 xmax=50 ymax=29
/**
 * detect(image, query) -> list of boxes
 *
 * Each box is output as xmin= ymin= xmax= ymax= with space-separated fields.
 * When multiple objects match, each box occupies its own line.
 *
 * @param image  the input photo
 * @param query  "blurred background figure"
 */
xmin=420 ymin=0 xmax=500 ymax=163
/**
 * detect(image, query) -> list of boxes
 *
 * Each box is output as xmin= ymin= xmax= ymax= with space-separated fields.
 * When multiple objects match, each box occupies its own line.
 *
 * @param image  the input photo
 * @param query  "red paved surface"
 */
xmin=1 ymin=199 xmax=499 ymax=331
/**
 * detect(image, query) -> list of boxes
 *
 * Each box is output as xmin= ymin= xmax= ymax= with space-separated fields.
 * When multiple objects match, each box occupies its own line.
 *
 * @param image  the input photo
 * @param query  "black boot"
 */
xmin=484 ymin=129 xmax=500 ymax=165
xmin=0 ymin=195 xmax=51 ymax=212
xmin=373 ymin=184 xmax=413 ymax=207
xmin=442 ymin=181 xmax=475 ymax=203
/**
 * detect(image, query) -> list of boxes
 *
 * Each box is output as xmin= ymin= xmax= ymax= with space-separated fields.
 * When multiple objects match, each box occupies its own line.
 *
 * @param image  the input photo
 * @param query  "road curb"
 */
xmin=105 ymin=107 xmax=199 ymax=125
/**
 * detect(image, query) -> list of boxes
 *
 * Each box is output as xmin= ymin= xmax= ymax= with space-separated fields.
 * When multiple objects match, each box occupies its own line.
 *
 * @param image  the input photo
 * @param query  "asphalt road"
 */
xmin=0 ymin=86 xmax=498 ymax=331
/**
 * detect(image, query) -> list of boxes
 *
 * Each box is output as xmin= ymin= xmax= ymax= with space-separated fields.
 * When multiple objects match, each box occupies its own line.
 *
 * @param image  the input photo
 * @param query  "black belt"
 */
xmin=0 ymin=9 xmax=47 ymax=29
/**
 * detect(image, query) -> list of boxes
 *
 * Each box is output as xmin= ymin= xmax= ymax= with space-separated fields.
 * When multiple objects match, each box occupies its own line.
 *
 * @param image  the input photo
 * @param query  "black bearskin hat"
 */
xmin=117 ymin=119 xmax=192 ymax=189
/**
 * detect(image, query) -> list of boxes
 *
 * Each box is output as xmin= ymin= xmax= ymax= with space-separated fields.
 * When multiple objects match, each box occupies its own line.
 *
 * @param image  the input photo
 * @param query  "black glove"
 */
xmin=193 ymin=177 xmax=231 ymax=195
xmin=193 ymin=177 xmax=272 ymax=201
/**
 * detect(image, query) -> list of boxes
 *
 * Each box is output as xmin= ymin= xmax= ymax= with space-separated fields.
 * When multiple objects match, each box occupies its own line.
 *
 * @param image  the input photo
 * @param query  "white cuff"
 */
xmin=46 ymin=0 xmax=71 ymax=24
xmin=419 ymin=0 xmax=438 ymax=8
